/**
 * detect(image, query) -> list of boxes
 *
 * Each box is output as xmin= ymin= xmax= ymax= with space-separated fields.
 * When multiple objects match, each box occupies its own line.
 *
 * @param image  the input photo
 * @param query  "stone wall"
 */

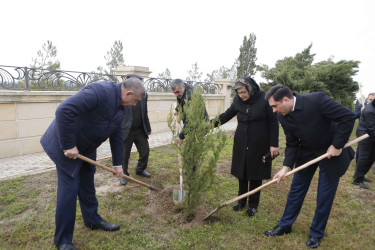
xmin=0 ymin=91 xmax=74 ymax=158
xmin=0 ymin=89 xmax=230 ymax=159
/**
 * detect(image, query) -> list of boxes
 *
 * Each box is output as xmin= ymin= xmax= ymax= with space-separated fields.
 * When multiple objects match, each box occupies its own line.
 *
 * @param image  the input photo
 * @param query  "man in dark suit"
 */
xmin=264 ymin=84 xmax=355 ymax=248
xmin=354 ymin=93 xmax=375 ymax=182
xmin=354 ymin=93 xmax=375 ymax=118
xmin=40 ymin=77 xmax=145 ymax=250
xmin=120 ymin=74 xmax=152 ymax=185
xmin=353 ymin=98 xmax=375 ymax=189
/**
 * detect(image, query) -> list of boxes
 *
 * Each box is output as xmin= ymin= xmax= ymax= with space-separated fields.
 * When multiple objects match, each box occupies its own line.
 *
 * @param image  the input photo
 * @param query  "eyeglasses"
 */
xmin=237 ymin=91 xmax=248 ymax=96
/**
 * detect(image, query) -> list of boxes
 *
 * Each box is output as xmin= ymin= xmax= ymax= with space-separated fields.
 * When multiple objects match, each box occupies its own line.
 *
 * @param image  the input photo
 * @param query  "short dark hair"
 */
xmin=265 ymin=84 xmax=293 ymax=101
xmin=170 ymin=79 xmax=185 ymax=90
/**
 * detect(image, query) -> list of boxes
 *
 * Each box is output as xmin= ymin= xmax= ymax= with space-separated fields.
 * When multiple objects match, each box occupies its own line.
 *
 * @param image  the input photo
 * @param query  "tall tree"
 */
xmin=205 ymin=63 xmax=237 ymax=82
xmin=97 ymin=40 xmax=125 ymax=75
xmin=261 ymin=44 xmax=359 ymax=109
xmin=186 ymin=62 xmax=203 ymax=82
xmin=261 ymin=44 xmax=316 ymax=93
xmin=158 ymin=68 xmax=172 ymax=79
xmin=31 ymin=40 xmax=60 ymax=70
xmin=237 ymin=33 xmax=257 ymax=78
xmin=28 ymin=40 xmax=61 ymax=89
xmin=312 ymin=59 xmax=359 ymax=108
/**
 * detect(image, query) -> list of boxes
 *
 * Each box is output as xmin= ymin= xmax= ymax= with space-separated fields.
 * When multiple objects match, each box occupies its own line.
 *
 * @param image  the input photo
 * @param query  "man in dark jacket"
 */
xmin=120 ymin=74 xmax=152 ymax=185
xmin=352 ymin=98 xmax=375 ymax=189
xmin=353 ymin=92 xmax=374 ymax=182
xmin=40 ymin=78 xmax=145 ymax=250
xmin=170 ymin=79 xmax=208 ymax=145
xmin=354 ymin=93 xmax=375 ymax=118
xmin=264 ymin=84 xmax=355 ymax=248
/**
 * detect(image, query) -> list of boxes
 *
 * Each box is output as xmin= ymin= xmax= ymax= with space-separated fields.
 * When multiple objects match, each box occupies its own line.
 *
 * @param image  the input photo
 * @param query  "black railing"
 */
xmin=0 ymin=65 xmax=222 ymax=94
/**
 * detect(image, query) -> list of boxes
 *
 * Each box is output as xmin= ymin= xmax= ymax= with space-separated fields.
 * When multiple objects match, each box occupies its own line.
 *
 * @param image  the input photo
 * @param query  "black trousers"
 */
xmin=354 ymin=137 xmax=375 ymax=182
xmin=122 ymin=128 xmax=149 ymax=174
xmin=238 ymin=179 xmax=262 ymax=208
xmin=237 ymin=163 xmax=262 ymax=208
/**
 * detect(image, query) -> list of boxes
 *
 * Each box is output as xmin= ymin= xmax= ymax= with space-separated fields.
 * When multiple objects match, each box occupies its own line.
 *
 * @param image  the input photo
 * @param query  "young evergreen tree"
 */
xmin=167 ymin=89 xmax=226 ymax=220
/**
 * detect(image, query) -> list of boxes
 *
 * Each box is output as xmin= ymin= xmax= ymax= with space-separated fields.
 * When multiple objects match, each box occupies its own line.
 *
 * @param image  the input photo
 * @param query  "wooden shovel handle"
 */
xmin=175 ymin=118 xmax=184 ymax=187
xmin=219 ymin=134 xmax=369 ymax=208
xmin=358 ymin=83 xmax=365 ymax=107
xmin=77 ymin=154 xmax=156 ymax=190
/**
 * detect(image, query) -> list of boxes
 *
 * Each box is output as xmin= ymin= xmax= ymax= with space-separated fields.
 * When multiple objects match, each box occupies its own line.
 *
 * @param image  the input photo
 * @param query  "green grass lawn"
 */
xmin=1 ymin=129 xmax=374 ymax=249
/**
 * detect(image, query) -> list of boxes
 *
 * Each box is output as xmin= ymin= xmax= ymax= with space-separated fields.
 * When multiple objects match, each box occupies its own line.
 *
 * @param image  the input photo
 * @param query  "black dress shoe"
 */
xmin=264 ymin=226 xmax=292 ymax=236
xmin=352 ymin=181 xmax=370 ymax=189
xmin=246 ymin=207 xmax=257 ymax=217
xmin=57 ymin=243 xmax=76 ymax=250
xmin=306 ymin=236 xmax=321 ymax=248
xmin=233 ymin=203 xmax=246 ymax=211
xmin=363 ymin=176 xmax=373 ymax=182
xmin=88 ymin=220 xmax=120 ymax=231
xmin=136 ymin=170 xmax=151 ymax=178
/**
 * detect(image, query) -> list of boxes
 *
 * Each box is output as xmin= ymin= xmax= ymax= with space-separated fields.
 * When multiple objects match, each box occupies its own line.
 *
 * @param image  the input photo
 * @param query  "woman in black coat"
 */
xmin=216 ymin=77 xmax=279 ymax=217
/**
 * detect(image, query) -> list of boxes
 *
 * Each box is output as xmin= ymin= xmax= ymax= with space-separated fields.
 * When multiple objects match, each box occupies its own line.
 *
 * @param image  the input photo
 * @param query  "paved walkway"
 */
xmin=0 ymin=122 xmax=237 ymax=180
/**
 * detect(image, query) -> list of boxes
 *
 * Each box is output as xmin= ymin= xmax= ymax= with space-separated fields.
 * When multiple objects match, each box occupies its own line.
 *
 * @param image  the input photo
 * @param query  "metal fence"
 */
xmin=0 ymin=65 xmax=222 ymax=94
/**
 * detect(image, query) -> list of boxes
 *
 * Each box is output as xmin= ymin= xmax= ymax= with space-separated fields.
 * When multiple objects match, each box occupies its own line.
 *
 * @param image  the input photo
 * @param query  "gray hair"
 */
xmin=170 ymin=79 xmax=185 ymax=90
xmin=122 ymin=77 xmax=145 ymax=98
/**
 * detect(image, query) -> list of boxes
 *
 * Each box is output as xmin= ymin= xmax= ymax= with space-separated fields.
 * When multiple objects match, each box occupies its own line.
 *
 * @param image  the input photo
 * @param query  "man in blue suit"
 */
xmin=264 ymin=84 xmax=355 ymax=248
xmin=120 ymin=74 xmax=152 ymax=185
xmin=40 ymin=77 xmax=145 ymax=250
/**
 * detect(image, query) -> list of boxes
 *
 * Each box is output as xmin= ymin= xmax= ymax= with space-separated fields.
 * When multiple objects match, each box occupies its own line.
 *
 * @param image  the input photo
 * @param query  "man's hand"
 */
xmin=64 ymin=146 xmax=79 ymax=159
xmin=273 ymin=166 xmax=290 ymax=183
xmin=173 ymin=110 xmax=178 ymax=116
xmin=326 ymin=145 xmax=342 ymax=159
xmin=112 ymin=166 xmax=123 ymax=178
xmin=270 ymin=146 xmax=279 ymax=158
xmin=148 ymin=130 xmax=152 ymax=136
xmin=177 ymin=137 xmax=182 ymax=146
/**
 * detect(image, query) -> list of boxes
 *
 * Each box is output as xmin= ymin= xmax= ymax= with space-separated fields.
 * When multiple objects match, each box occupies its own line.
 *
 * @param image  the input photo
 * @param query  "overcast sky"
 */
xmin=1 ymin=0 xmax=374 ymax=97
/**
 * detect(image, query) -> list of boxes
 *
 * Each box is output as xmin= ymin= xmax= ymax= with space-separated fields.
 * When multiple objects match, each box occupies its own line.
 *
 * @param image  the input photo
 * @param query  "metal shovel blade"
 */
xmin=173 ymin=188 xmax=186 ymax=204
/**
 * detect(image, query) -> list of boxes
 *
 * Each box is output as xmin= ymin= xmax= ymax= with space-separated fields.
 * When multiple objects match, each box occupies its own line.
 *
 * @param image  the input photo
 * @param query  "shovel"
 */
xmin=204 ymin=134 xmax=369 ymax=220
xmin=173 ymin=148 xmax=186 ymax=204
xmin=172 ymin=117 xmax=186 ymax=204
xmin=77 ymin=154 xmax=163 ymax=191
